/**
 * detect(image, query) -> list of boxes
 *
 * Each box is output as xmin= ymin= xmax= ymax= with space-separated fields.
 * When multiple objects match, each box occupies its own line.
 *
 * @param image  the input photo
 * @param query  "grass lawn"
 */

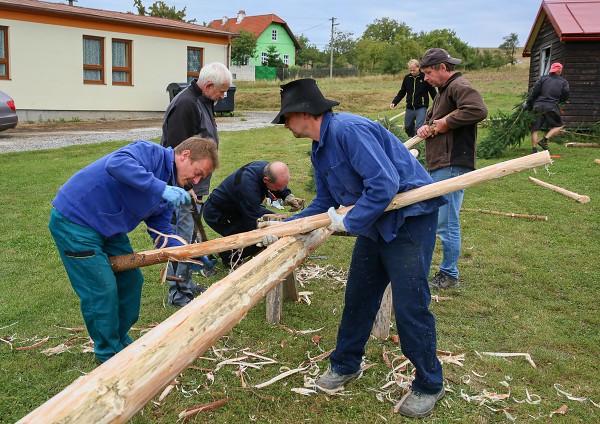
xmin=1 ymin=67 xmax=598 ymax=423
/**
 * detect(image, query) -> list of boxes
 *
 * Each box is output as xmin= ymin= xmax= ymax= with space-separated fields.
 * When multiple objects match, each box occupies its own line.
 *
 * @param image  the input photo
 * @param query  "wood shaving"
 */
xmin=550 ymin=404 xmax=568 ymax=416
xmin=295 ymin=264 xmax=348 ymax=287
xmin=479 ymin=351 xmax=537 ymax=368
xmin=15 ymin=337 xmax=49 ymax=351
xmin=157 ymin=380 xmax=179 ymax=402
xmin=178 ymin=398 xmax=228 ymax=421
xmin=431 ymin=295 xmax=452 ymax=302
xmin=291 ymin=387 xmax=317 ymax=396
xmin=307 ymin=348 xmax=334 ymax=363
xmin=554 ymin=384 xmax=588 ymax=402
xmin=253 ymin=364 xmax=311 ymax=389
xmin=277 ymin=325 xmax=324 ymax=335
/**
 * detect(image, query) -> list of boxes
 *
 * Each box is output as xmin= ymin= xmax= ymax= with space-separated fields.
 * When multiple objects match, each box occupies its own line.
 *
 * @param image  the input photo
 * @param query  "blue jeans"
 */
xmin=404 ymin=107 xmax=427 ymax=138
xmin=167 ymin=204 xmax=202 ymax=306
xmin=48 ymin=208 xmax=143 ymax=363
xmin=330 ymin=212 xmax=443 ymax=394
xmin=430 ymin=166 xmax=470 ymax=279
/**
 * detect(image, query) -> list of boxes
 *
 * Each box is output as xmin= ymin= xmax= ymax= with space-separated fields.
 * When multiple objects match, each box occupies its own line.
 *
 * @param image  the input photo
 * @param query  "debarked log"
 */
xmin=17 ymin=229 xmax=331 ymax=424
xmin=109 ymin=151 xmax=552 ymax=273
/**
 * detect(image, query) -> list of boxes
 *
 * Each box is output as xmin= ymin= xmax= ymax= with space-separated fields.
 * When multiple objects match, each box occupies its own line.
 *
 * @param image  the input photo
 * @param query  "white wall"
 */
xmin=0 ymin=17 xmax=229 ymax=120
xmin=230 ymin=65 xmax=255 ymax=82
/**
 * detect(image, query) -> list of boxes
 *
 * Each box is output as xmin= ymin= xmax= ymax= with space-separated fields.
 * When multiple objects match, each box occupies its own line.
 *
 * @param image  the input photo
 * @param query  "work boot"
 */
xmin=532 ymin=147 xmax=538 ymax=154
xmin=314 ymin=368 xmax=362 ymax=393
xmin=397 ymin=388 xmax=445 ymax=418
xmin=429 ymin=271 xmax=459 ymax=290
xmin=538 ymin=138 xmax=549 ymax=150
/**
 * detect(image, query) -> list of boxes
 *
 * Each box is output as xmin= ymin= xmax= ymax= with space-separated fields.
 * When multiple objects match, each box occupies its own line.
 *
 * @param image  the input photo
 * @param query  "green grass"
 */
xmin=1 ymin=68 xmax=599 ymax=422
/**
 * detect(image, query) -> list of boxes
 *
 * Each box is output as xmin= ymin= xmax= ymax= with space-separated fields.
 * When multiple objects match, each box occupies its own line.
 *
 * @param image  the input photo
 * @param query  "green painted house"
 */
xmin=208 ymin=10 xmax=300 ymax=67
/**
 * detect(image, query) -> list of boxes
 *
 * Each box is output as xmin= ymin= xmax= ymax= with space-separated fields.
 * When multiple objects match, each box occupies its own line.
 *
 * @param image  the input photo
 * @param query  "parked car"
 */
xmin=0 ymin=90 xmax=18 ymax=131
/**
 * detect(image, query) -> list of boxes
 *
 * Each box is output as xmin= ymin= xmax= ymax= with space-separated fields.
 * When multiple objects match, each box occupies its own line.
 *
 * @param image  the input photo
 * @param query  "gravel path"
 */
xmin=0 ymin=111 xmax=277 ymax=153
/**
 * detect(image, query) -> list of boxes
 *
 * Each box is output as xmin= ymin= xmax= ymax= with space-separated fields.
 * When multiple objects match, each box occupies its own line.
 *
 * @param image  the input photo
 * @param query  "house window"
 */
xmin=83 ymin=35 xmax=104 ymax=84
xmin=112 ymin=39 xmax=132 ymax=85
xmin=272 ymin=29 xmax=278 ymax=41
xmin=0 ymin=26 xmax=9 ymax=79
xmin=261 ymin=52 xmax=267 ymax=65
xmin=540 ymin=45 xmax=551 ymax=76
xmin=187 ymin=47 xmax=203 ymax=83
xmin=283 ymin=54 xmax=290 ymax=66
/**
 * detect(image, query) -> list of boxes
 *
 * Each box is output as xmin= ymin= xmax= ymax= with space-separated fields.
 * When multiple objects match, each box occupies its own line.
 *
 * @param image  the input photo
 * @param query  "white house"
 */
xmin=0 ymin=0 xmax=235 ymax=121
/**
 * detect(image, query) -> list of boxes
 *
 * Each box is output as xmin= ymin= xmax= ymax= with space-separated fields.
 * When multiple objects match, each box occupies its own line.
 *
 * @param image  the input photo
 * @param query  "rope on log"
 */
xmin=109 ymin=151 xmax=552 ymax=273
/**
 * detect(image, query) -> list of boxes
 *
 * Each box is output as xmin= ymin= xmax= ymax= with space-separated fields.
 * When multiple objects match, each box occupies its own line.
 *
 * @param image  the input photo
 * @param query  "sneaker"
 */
xmin=429 ymin=271 xmax=459 ymax=290
xmin=538 ymin=138 xmax=549 ymax=150
xmin=191 ymin=283 xmax=207 ymax=295
xmin=532 ymin=147 xmax=538 ymax=154
xmin=398 ymin=388 xmax=445 ymax=418
xmin=314 ymin=368 xmax=362 ymax=393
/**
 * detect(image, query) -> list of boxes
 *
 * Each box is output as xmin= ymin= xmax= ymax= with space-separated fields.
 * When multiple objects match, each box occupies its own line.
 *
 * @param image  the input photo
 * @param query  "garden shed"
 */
xmin=522 ymin=0 xmax=600 ymax=128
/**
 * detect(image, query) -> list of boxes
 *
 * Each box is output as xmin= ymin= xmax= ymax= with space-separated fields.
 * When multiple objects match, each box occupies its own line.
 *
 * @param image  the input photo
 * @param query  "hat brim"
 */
xmin=421 ymin=57 xmax=462 ymax=68
xmin=272 ymin=99 xmax=340 ymax=124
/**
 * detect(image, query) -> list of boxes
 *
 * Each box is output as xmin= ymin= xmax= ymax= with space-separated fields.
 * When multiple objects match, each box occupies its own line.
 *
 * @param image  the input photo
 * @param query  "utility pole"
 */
xmin=329 ymin=17 xmax=337 ymax=79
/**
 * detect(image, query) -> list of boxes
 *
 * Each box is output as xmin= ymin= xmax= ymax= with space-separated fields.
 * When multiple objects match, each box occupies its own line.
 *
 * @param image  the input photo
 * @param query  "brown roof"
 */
xmin=0 ymin=0 xmax=235 ymax=39
xmin=208 ymin=13 xmax=300 ymax=49
xmin=523 ymin=0 xmax=600 ymax=55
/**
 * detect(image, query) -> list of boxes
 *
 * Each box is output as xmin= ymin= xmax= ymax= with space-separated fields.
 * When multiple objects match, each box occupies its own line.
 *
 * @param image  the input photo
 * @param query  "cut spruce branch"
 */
xmin=528 ymin=176 xmax=590 ymax=204
xmin=461 ymin=208 xmax=548 ymax=221
xmin=17 ymin=229 xmax=331 ymax=423
xmin=110 ymin=151 xmax=552 ymax=273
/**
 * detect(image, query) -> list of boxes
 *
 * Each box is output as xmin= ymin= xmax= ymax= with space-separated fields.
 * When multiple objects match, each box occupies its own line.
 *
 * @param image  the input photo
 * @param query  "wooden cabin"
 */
xmin=523 ymin=0 xmax=600 ymax=128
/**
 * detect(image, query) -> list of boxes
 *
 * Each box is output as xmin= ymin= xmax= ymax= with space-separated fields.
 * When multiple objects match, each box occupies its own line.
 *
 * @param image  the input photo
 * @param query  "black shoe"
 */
xmin=429 ymin=271 xmax=459 ymax=290
xmin=532 ymin=147 xmax=538 ymax=154
xmin=538 ymin=139 xmax=549 ymax=150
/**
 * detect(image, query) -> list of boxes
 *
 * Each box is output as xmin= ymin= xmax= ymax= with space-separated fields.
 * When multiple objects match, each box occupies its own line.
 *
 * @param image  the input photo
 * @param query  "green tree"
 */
xmin=132 ymin=0 xmax=195 ymax=23
xmin=296 ymin=35 xmax=327 ymax=68
xmin=362 ymin=18 xmax=412 ymax=43
xmin=354 ymin=38 xmax=387 ymax=72
xmin=327 ymin=29 xmax=357 ymax=67
xmin=264 ymin=45 xmax=284 ymax=67
xmin=231 ymin=30 xmax=258 ymax=66
xmin=499 ymin=33 xmax=519 ymax=65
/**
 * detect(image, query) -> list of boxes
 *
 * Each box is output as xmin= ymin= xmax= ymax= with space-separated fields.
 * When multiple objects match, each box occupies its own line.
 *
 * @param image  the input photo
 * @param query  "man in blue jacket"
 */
xmin=272 ymin=78 xmax=447 ymax=418
xmin=203 ymin=161 xmax=303 ymax=267
xmin=390 ymin=59 xmax=437 ymax=137
xmin=48 ymin=136 xmax=218 ymax=363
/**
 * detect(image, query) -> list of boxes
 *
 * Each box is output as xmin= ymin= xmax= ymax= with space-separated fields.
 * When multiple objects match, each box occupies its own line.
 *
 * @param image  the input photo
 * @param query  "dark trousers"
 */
xmin=330 ymin=211 xmax=443 ymax=394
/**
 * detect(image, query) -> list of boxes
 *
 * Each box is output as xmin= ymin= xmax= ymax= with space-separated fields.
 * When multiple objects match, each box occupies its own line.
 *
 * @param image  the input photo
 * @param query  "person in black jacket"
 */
xmin=390 ymin=59 xmax=437 ymax=137
xmin=161 ymin=62 xmax=232 ymax=307
xmin=203 ymin=161 xmax=303 ymax=267
xmin=523 ymin=62 xmax=570 ymax=153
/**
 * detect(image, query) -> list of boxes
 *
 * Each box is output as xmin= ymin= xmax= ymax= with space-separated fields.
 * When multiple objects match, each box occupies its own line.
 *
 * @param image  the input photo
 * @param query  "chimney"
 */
xmin=221 ymin=16 xmax=228 ymax=25
xmin=236 ymin=10 xmax=246 ymax=24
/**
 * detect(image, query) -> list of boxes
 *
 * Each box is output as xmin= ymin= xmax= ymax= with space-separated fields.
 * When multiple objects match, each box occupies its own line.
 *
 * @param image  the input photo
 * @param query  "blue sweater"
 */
xmin=288 ymin=113 xmax=446 ymax=242
xmin=52 ymin=140 xmax=181 ymax=247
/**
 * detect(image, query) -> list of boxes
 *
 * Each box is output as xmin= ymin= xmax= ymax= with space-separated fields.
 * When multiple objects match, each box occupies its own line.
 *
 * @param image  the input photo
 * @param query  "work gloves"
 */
xmin=162 ymin=186 xmax=191 ymax=207
xmin=284 ymin=194 xmax=305 ymax=212
xmin=327 ymin=207 xmax=347 ymax=232
xmin=256 ymin=217 xmax=283 ymax=247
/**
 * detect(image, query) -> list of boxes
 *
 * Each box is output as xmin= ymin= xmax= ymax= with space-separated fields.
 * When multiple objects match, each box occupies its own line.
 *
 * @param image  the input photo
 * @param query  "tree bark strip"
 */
xmin=109 ymin=151 xmax=551 ymax=273
xmin=17 ymin=229 xmax=330 ymax=424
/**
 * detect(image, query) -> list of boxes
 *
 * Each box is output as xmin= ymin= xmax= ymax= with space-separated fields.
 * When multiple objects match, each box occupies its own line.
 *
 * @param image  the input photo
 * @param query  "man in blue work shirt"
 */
xmin=271 ymin=78 xmax=447 ymax=418
xmin=49 ymin=137 xmax=219 ymax=363
xmin=203 ymin=161 xmax=303 ymax=267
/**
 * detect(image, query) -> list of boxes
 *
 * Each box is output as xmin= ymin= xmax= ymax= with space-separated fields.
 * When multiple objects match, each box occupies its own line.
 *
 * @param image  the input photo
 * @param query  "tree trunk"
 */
xmin=110 ymin=151 xmax=552 ymax=272
xmin=17 ymin=229 xmax=331 ymax=424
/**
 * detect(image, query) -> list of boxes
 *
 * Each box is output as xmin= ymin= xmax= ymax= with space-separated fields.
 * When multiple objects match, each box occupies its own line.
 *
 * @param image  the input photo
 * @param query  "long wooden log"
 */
xmin=565 ymin=142 xmax=600 ymax=148
xmin=461 ymin=208 xmax=548 ymax=221
xmin=18 ymin=229 xmax=331 ymax=423
xmin=110 ymin=151 xmax=552 ymax=272
xmin=403 ymin=110 xmax=460 ymax=149
xmin=528 ymin=176 xmax=590 ymax=204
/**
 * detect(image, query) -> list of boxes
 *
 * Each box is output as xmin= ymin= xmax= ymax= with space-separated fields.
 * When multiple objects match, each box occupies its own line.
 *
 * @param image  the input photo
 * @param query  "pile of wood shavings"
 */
xmin=295 ymin=263 xmax=348 ymax=287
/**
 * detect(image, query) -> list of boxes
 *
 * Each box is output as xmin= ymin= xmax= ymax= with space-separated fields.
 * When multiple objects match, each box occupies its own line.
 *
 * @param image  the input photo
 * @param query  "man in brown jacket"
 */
xmin=417 ymin=48 xmax=488 ymax=290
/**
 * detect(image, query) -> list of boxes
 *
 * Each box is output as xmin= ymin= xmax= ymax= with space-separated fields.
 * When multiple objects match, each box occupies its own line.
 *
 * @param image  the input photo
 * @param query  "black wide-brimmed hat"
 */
xmin=272 ymin=78 xmax=340 ymax=124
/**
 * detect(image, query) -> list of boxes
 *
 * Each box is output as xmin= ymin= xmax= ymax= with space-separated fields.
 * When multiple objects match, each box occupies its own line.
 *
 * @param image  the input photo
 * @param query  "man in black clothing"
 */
xmin=390 ymin=59 xmax=437 ymax=137
xmin=161 ymin=62 xmax=232 ymax=307
xmin=523 ymin=62 xmax=570 ymax=153
xmin=203 ymin=161 xmax=303 ymax=267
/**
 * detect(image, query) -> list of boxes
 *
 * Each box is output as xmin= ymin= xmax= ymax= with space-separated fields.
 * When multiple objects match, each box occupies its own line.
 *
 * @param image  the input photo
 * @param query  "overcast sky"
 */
xmin=72 ymin=0 xmax=542 ymax=49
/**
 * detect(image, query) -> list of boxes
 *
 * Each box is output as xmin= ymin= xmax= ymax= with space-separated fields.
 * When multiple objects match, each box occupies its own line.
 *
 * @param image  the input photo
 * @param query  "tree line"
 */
xmin=132 ymin=2 xmax=519 ymax=73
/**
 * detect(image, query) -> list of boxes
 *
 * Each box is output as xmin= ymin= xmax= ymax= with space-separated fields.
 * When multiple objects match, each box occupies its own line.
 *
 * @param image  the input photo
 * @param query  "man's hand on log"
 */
xmin=327 ymin=207 xmax=347 ymax=232
xmin=284 ymin=194 xmax=305 ymax=212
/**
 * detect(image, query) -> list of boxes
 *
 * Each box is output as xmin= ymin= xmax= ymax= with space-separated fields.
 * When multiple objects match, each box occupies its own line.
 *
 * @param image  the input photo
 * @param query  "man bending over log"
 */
xmin=270 ymin=78 xmax=447 ymax=418
xmin=49 ymin=137 xmax=218 ymax=363
xmin=203 ymin=161 xmax=304 ymax=268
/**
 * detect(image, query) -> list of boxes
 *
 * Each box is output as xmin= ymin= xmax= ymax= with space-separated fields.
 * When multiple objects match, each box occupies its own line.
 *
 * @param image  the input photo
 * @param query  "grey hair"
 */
xmin=198 ymin=62 xmax=232 ymax=86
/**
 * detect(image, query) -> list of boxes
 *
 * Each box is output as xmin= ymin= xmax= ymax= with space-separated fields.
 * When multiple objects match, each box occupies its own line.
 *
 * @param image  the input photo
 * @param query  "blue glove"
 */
xmin=327 ymin=207 xmax=347 ymax=232
xmin=161 ymin=186 xmax=191 ymax=207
